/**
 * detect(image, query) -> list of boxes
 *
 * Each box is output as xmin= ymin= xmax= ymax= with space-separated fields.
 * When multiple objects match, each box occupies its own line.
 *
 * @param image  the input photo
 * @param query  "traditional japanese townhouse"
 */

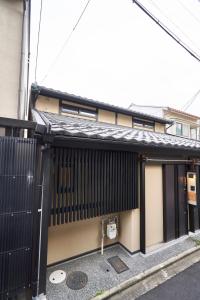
xmin=30 ymin=84 xmax=200 ymax=298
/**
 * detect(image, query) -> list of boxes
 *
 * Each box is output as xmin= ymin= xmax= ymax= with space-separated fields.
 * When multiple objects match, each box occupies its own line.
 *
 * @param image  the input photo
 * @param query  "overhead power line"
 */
xmin=34 ymin=0 xmax=43 ymax=83
xmin=41 ymin=0 xmax=92 ymax=84
xmin=176 ymin=0 xmax=200 ymax=26
xmin=182 ymin=89 xmax=200 ymax=111
xmin=148 ymin=0 xmax=200 ymax=52
xmin=132 ymin=0 xmax=200 ymax=63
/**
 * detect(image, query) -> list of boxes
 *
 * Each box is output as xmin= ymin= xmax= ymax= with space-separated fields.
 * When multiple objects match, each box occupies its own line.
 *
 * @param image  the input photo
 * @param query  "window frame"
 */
xmin=61 ymin=102 xmax=97 ymax=119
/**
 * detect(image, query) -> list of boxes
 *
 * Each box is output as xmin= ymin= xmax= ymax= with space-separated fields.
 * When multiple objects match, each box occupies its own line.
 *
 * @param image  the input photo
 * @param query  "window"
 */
xmin=190 ymin=128 xmax=197 ymax=140
xmin=176 ymin=123 xmax=182 ymax=136
xmin=133 ymin=118 xmax=154 ymax=130
xmin=176 ymin=123 xmax=190 ymax=137
xmin=61 ymin=102 xmax=97 ymax=119
xmin=182 ymin=124 xmax=190 ymax=137
xmin=62 ymin=105 xmax=78 ymax=115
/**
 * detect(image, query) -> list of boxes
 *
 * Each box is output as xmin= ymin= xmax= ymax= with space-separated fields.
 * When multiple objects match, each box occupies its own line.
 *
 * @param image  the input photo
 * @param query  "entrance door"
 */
xmin=163 ymin=164 xmax=188 ymax=242
xmin=145 ymin=165 xmax=163 ymax=248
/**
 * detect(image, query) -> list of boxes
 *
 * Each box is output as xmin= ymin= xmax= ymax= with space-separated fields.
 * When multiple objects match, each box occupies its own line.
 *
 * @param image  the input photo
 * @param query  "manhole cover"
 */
xmin=49 ymin=270 xmax=66 ymax=284
xmin=66 ymin=271 xmax=88 ymax=290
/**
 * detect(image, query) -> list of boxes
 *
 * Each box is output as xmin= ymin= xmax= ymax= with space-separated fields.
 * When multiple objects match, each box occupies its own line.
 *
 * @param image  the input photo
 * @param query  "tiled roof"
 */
xmin=31 ymin=84 xmax=172 ymax=125
xmin=37 ymin=111 xmax=200 ymax=151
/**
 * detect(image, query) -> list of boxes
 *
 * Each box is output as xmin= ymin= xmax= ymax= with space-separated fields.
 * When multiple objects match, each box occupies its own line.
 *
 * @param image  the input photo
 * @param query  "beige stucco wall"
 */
xmin=145 ymin=165 xmax=163 ymax=248
xmin=155 ymin=122 xmax=165 ymax=133
xmin=98 ymin=109 xmax=116 ymax=124
xmin=117 ymin=114 xmax=132 ymax=127
xmin=48 ymin=216 xmax=118 ymax=265
xmin=0 ymin=0 xmax=23 ymax=118
xmin=48 ymin=209 xmax=140 ymax=264
xmin=35 ymin=96 xmax=59 ymax=113
xmin=119 ymin=209 xmax=140 ymax=253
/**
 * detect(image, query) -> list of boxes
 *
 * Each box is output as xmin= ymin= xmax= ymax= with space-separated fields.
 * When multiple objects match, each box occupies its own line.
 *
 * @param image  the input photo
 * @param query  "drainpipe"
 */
xmin=18 ymin=0 xmax=31 ymax=120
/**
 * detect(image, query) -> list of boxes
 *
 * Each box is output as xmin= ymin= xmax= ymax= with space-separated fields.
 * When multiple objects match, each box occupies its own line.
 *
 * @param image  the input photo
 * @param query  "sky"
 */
xmin=30 ymin=0 xmax=200 ymax=115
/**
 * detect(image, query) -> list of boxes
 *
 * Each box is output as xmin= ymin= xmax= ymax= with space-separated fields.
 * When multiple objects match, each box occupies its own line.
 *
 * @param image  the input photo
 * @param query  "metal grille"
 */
xmin=51 ymin=147 xmax=138 ymax=225
xmin=0 ymin=137 xmax=36 ymax=298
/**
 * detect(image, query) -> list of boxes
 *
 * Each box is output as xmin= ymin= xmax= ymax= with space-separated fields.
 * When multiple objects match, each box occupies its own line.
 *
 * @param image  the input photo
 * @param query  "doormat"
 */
xmin=66 ymin=271 xmax=88 ymax=290
xmin=107 ymin=256 xmax=129 ymax=274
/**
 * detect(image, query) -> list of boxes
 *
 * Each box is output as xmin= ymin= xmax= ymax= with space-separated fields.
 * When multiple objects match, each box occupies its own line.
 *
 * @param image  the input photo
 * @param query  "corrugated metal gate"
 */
xmin=0 ymin=137 xmax=37 ymax=298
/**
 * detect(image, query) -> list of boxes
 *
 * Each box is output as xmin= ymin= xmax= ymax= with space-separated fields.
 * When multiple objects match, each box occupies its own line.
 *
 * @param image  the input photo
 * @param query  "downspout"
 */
xmin=18 ymin=0 xmax=30 ymax=120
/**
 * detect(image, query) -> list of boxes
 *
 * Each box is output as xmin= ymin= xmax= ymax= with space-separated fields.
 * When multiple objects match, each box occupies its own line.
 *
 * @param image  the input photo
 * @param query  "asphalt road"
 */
xmin=138 ymin=261 xmax=200 ymax=300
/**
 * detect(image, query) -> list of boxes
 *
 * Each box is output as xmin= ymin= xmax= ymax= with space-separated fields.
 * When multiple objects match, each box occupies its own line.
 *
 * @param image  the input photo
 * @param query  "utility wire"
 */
xmin=34 ymin=0 xmax=43 ymax=83
xmin=176 ymin=0 xmax=200 ymax=26
xmin=41 ymin=0 xmax=92 ymax=84
xmin=148 ymin=0 xmax=200 ymax=52
xmin=182 ymin=89 xmax=200 ymax=111
xmin=132 ymin=0 xmax=200 ymax=63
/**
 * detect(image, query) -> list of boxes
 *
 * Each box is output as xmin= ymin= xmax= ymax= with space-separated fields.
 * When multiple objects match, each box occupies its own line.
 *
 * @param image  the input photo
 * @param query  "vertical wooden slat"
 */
xmin=100 ymin=150 xmax=103 ymax=215
xmin=104 ymin=151 xmax=108 ymax=215
xmin=60 ymin=148 xmax=65 ymax=224
xmin=94 ymin=150 xmax=98 ymax=217
xmin=140 ymin=159 xmax=146 ymax=254
xmin=117 ymin=151 xmax=120 ymax=212
xmin=84 ymin=149 xmax=88 ymax=219
xmin=91 ymin=150 xmax=95 ymax=218
xmin=52 ymin=150 xmax=57 ymax=226
xmin=63 ymin=149 xmax=68 ymax=223
xmin=68 ymin=148 xmax=72 ymax=223
xmin=54 ymin=148 xmax=59 ymax=225
xmin=80 ymin=149 xmax=85 ymax=220
xmin=87 ymin=149 xmax=91 ymax=219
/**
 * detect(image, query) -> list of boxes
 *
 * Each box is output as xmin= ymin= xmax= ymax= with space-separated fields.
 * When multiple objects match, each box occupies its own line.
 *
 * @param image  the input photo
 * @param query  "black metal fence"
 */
xmin=50 ymin=147 xmax=138 ymax=225
xmin=0 ymin=137 xmax=37 ymax=298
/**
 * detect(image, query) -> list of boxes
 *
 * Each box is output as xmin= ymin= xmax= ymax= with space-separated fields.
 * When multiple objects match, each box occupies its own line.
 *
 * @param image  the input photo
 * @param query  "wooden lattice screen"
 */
xmin=50 ymin=147 xmax=138 ymax=225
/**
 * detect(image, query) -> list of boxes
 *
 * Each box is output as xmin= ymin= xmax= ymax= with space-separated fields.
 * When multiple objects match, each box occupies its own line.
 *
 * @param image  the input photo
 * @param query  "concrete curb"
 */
xmin=91 ymin=245 xmax=200 ymax=300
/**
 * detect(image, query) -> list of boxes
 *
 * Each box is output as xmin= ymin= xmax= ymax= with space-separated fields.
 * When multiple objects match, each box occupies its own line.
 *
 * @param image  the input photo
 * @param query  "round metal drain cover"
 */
xmin=49 ymin=270 xmax=66 ymax=284
xmin=66 ymin=271 xmax=88 ymax=290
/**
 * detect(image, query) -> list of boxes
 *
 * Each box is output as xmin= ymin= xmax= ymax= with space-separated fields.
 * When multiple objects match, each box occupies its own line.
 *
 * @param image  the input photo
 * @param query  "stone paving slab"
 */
xmin=46 ymin=232 xmax=200 ymax=300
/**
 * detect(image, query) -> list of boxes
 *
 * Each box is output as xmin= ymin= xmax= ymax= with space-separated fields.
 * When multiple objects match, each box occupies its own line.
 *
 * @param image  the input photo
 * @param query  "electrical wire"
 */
xmin=176 ymin=0 xmax=200 ymax=26
xmin=41 ymin=0 xmax=92 ymax=84
xmin=34 ymin=0 xmax=43 ymax=83
xmin=132 ymin=0 xmax=200 ymax=63
xmin=148 ymin=0 xmax=200 ymax=53
xmin=182 ymin=89 xmax=200 ymax=111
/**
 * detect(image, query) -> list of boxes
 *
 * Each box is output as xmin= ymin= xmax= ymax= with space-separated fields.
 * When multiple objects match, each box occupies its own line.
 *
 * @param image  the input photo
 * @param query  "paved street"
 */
xmin=138 ymin=261 xmax=200 ymax=300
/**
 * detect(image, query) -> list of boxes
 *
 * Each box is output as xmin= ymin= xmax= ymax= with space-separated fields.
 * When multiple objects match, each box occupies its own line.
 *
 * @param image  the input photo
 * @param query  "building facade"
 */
xmin=29 ymin=85 xmax=200 ymax=298
xmin=129 ymin=104 xmax=200 ymax=140
xmin=0 ymin=0 xmax=30 ymax=122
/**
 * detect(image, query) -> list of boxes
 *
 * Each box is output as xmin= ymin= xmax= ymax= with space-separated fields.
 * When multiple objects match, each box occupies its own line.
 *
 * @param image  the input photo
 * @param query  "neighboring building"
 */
xmin=129 ymin=104 xmax=200 ymax=140
xmin=0 ymin=0 xmax=31 ymax=121
xmin=28 ymin=84 xmax=200 ymax=298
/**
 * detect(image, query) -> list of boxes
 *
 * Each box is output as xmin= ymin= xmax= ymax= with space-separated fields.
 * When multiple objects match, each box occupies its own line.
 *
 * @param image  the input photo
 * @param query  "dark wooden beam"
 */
xmin=38 ymin=146 xmax=52 ymax=296
xmin=140 ymin=158 xmax=146 ymax=254
xmin=0 ymin=116 xmax=36 ymax=129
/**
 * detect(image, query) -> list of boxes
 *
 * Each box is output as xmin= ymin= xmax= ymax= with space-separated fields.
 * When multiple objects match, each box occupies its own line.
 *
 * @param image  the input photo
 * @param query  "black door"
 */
xmin=163 ymin=164 xmax=188 ymax=242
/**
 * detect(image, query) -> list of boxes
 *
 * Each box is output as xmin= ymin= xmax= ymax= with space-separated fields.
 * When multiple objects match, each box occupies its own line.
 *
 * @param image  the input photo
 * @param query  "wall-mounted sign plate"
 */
xmin=187 ymin=172 xmax=197 ymax=206
xmin=49 ymin=270 xmax=66 ymax=284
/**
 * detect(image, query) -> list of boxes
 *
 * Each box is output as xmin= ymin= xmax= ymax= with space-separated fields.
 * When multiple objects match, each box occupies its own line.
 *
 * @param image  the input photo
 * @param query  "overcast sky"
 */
xmin=30 ymin=0 xmax=200 ymax=115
